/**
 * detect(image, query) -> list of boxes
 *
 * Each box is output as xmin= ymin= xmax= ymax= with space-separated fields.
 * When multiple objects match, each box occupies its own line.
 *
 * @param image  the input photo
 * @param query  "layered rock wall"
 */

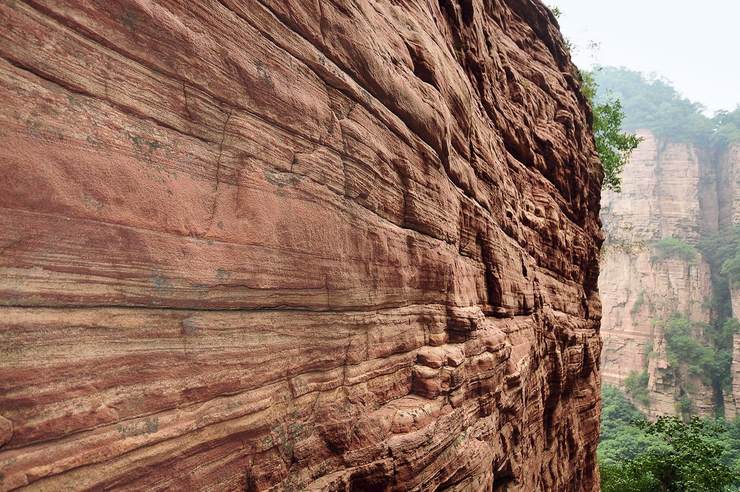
xmin=599 ymin=251 xmax=714 ymax=417
xmin=718 ymin=145 xmax=740 ymax=228
xmin=600 ymin=131 xmax=715 ymax=417
xmin=601 ymin=130 xmax=740 ymax=418
xmin=729 ymin=285 xmax=740 ymax=418
xmin=0 ymin=1 xmax=603 ymax=490
xmin=727 ymin=146 xmax=740 ymax=418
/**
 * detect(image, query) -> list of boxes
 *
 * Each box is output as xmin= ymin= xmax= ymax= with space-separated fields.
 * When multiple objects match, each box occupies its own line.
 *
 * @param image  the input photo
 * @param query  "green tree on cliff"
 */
xmin=712 ymin=107 xmax=740 ymax=145
xmin=581 ymin=70 xmax=642 ymax=191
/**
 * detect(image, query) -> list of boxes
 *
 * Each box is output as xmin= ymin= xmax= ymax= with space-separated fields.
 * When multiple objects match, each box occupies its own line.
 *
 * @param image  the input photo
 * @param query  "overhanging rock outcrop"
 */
xmin=0 ymin=1 xmax=603 ymax=490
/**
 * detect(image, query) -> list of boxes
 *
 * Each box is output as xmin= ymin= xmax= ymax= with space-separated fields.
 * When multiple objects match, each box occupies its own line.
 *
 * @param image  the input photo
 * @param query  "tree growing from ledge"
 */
xmin=624 ymin=370 xmax=650 ymax=407
xmin=548 ymin=5 xmax=640 ymax=192
xmin=581 ymin=70 xmax=642 ymax=192
xmin=651 ymin=237 xmax=698 ymax=263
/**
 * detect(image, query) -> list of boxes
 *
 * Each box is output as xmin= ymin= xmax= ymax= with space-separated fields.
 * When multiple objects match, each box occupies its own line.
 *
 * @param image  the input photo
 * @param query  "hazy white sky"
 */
xmin=549 ymin=0 xmax=740 ymax=114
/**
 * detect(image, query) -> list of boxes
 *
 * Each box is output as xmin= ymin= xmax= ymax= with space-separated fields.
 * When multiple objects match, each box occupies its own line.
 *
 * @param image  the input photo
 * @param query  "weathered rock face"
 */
xmin=727 ymin=145 xmax=740 ymax=417
xmin=0 ymin=1 xmax=603 ymax=490
xmin=600 ymin=131 xmax=740 ymax=418
xmin=728 ymin=285 xmax=740 ymax=418
xmin=599 ymin=250 xmax=715 ymax=418
xmin=729 ymin=335 xmax=740 ymax=419
xmin=602 ymin=131 xmax=706 ymax=243
xmin=600 ymin=131 xmax=716 ymax=417
xmin=718 ymin=145 xmax=740 ymax=229
xmin=716 ymin=145 xmax=740 ymax=419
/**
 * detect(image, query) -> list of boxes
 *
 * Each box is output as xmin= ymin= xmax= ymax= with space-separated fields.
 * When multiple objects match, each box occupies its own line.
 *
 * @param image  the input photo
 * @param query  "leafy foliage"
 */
xmin=651 ymin=237 xmax=698 ymax=263
xmin=652 ymin=312 xmax=738 ymax=417
xmin=592 ymin=67 xmax=712 ymax=143
xmin=662 ymin=315 xmax=716 ymax=384
xmin=697 ymin=227 xmax=740 ymax=395
xmin=581 ymin=70 xmax=642 ymax=191
xmin=700 ymin=226 xmax=740 ymax=287
xmin=600 ymin=462 xmax=661 ymax=492
xmin=599 ymin=387 xmax=740 ymax=492
xmin=599 ymin=386 xmax=666 ymax=467
xmin=640 ymin=312 xmax=737 ymax=419
xmin=548 ymin=5 xmax=562 ymax=19
xmin=631 ymin=416 xmax=737 ymax=491
xmin=675 ymin=394 xmax=694 ymax=418
xmin=624 ymin=370 xmax=651 ymax=406
xmin=631 ymin=290 xmax=647 ymax=315
xmin=706 ymin=318 xmax=740 ymax=391
xmin=713 ymin=107 xmax=740 ymax=146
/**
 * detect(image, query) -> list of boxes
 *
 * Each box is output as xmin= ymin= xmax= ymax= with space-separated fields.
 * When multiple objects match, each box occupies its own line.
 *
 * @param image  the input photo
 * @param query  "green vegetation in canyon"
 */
xmin=592 ymin=67 xmax=711 ymax=143
xmin=631 ymin=290 xmax=647 ymax=315
xmin=631 ymin=215 xmax=738 ymax=420
xmin=624 ymin=370 xmax=650 ymax=407
xmin=662 ymin=315 xmax=716 ymax=384
xmin=697 ymin=226 xmax=740 ymax=407
xmin=651 ymin=237 xmax=699 ymax=263
xmin=600 ymin=386 xmax=666 ymax=467
xmin=555 ymin=14 xmax=740 ymax=485
xmin=713 ymin=109 xmax=740 ymax=146
xmin=705 ymin=317 xmax=738 ymax=393
xmin=648 ymin=313 xmax=737 ymax=418
xmin=584 ymin=36 xmax=740 ymax=492
xmin=700 ymin=226 xmax=740 ymax=288
xmin=599 ymin=386 xmax=740 ymax=492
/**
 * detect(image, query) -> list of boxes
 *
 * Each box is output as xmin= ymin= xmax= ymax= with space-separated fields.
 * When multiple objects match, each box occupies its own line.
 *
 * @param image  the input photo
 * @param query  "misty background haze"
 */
xmin=550 ymin=0 xmax=740 ymax=114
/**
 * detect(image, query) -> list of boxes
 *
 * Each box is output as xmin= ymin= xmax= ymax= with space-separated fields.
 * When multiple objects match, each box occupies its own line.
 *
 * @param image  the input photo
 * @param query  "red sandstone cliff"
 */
xmin=600 ymin=132 xmax=740 ymax=418
xmin=0 ymin=1 xmax=603 ymax=490
xmin=600 ymin=131 xmax=715 ymax=417
xmin=726 ymin=146 xmax=740 ymax=418
xmin=729 ymin=285 xmax=740 ymax=418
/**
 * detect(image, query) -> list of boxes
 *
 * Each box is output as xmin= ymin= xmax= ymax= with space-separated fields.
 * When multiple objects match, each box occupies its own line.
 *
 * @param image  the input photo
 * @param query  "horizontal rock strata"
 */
xmin=600 ymin=130 xmax=740 ymax=418
xmin=0 ymin=1 xmax=602 ymax=490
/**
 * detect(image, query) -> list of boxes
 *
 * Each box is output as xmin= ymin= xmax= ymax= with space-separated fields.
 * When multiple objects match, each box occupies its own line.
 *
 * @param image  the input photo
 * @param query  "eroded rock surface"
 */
xmin=599 ymin=131 xmax=715 ymax=417
xmin=0 ymin=1 xmax=602 ymax=490
xmin=728 ymin=243 xmax=740 ymax=419
xmin=600 ymin=131 xmax=740 ymax=418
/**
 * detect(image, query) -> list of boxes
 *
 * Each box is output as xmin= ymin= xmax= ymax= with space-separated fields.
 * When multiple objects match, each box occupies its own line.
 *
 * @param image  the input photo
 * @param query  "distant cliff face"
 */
xmin=602 ymin=131 xmax=705 ymax=242
xmin=0 ymin=1 xmax=603 ymax=490
xmin=600 ymin=130 xmax=740 ymax=418
xmin=729 ymin=286 xmax=740 ymax=418
xmin=723 ymin=146 xmax=740 ymax=418
xmin=719 ymin=146 xmax=740 ymax=228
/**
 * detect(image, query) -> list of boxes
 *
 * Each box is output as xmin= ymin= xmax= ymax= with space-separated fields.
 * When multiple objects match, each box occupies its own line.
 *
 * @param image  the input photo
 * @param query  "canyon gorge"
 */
xmin=600 ymin=124 xmax=740 ymax=419
xmin=0 ymin=1 xmax=603 ymax=490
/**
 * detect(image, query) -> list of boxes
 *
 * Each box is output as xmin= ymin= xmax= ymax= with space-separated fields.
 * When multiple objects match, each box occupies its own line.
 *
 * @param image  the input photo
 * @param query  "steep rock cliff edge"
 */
xmin=0 ymin=1 xmax=602 ymax=490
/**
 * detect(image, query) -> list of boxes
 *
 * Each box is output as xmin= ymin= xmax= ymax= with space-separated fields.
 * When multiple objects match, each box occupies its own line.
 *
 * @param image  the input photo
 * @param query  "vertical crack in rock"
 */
xmin=205 ymin=109 xmax=233 ymax=235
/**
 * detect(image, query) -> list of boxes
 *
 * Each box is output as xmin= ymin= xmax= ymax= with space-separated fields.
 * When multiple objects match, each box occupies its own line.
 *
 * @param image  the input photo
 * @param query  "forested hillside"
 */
xmin=594 ymin=67 xmax=740 ymax=145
